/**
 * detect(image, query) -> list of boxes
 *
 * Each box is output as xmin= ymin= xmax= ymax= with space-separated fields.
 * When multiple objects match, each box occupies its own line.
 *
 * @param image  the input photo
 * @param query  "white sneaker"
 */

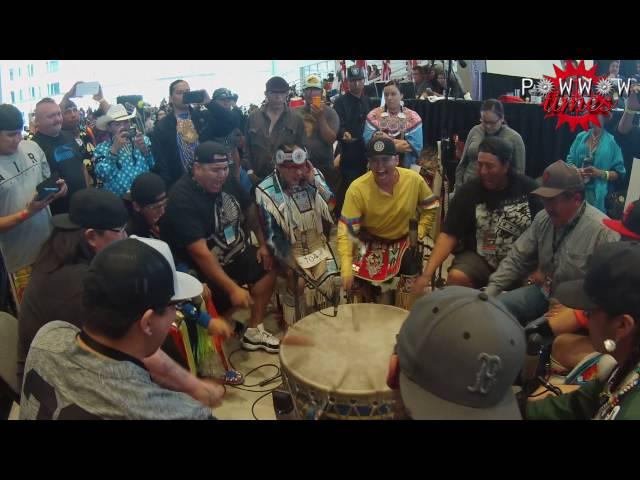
xmin=241 ymin=324 xmax=280 ymax=353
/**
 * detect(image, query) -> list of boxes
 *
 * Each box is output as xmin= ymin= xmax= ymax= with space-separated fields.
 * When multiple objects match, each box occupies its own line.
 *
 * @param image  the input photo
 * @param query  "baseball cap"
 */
xmin=396 ymin=286 xmax=526 ymax=420
xmin=603 ymin=200 xmax=640 ymax=241
xmin=347 ymin=66 xmax=365 ymax=80
xmin=195 ymin=141 xmax=230 ymax=163
xmin=212 ymin=88 xmax=234 ymax=101
xmin=51 ymin=188 xmax=128 ymax=231
xmin=84 ymin=236 xmax=203 ymax=314
xmin=303 ymin=74 xmax=323 ymax=90
xmin=366 ymin=135 xmax=396 ymax=157
xmin=63 ymin=100 xmax=78 ymax=111
xmin=0 ymin=104 xmax=24 ymax=131
xmin=265 ymin=76 xmax=290 ymax=93
xmin=531 ymin=160 xmax=584 ymax=198
xmin=555 ymin=241 xmax=640 ymax=315
xmin=123 ymin=172 xmax=167 ymax=206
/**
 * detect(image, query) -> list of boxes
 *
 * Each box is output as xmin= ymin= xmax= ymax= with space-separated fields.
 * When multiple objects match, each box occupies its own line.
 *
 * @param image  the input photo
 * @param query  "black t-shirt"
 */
xmin=126 ymin=213 xmax=160 ymax=239
xmin=333 ymin=93 xmax=371 ymax=172
xmin=33 ymin=131 xmax=86 ymax=215
xmin=161 ymin=173 xmax=252 ymax=270
xmin=17 ymin=253 xmax=92 ymax=387
xmin=442 ymin=174 xmax=541 ymax=270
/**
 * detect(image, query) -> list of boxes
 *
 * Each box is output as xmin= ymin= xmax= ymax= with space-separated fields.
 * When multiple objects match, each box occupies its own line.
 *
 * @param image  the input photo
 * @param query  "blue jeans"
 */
xmin=497 ymin=285 xmax=549 ymax=327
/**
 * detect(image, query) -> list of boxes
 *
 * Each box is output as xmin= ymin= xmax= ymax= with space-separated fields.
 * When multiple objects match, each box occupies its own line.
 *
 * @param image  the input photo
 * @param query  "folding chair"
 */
xmin=0 ymin=312 xmax=19 ymax=419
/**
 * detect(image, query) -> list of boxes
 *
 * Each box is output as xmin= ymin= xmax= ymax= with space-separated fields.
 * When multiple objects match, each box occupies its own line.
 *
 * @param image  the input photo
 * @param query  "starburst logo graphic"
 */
xmin=539 ymin=60 xmax=615 ymax=131
xmin=596 ymin=78 xmax=613 ymax=96
xmin=534 ymin=78 xmax=554 ymax=96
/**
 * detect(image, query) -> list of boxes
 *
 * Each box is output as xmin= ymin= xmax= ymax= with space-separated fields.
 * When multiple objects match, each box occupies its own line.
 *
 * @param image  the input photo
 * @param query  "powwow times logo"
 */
xmin=521 ymin=60 xmax=633 ymax=131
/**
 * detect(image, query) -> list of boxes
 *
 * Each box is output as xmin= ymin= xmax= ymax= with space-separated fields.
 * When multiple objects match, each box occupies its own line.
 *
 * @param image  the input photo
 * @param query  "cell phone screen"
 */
xmin=76 ymin=81 xmax=100 ymax=97
xmin=35 ymin=187 xmax=59 ymax=201
xmin=183 ymin=90 xmax=206 ymax=104
xmin=36 ymin=173 xmax=60 ymax=193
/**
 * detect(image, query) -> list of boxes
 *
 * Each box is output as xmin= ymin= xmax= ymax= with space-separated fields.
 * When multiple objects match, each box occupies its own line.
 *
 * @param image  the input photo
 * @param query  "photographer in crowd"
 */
xmin=94 ymin=104 xmax=155 ymax=196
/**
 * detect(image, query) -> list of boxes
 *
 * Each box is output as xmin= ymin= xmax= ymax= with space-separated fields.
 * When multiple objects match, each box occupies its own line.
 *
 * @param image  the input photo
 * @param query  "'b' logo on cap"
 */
xmin=467 ymin=353 xmax=502 ymax=395
xmin=373 ymin=141 xmax=385 ymax=152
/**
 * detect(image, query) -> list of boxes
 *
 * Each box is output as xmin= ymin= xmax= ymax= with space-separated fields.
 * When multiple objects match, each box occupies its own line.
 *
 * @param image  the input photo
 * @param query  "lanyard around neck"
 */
xmin=551 ymin=202 xmax=586 ymax=265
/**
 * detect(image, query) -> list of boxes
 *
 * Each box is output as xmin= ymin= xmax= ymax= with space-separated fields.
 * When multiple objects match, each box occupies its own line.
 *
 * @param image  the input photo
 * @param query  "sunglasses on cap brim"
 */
xmin=275 ymin=148 xmax=307 ymax=165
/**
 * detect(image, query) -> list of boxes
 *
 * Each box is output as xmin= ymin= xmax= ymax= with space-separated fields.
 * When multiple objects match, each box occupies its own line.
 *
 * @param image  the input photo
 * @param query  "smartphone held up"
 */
xmin=182 ymin=90 xmax=207 ymax=104
xmin=35 ymin=173 xmax=62 ymax=201
xmin=75 ymin=81 xmax=100 ymax=97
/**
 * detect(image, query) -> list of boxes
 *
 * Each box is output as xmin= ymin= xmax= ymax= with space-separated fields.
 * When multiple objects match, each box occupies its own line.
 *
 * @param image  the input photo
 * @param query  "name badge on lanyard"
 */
xmin=223 ymin=225 xmax=236 ymax=245
xmin=478 ymin=231 xmax=497 ymax=256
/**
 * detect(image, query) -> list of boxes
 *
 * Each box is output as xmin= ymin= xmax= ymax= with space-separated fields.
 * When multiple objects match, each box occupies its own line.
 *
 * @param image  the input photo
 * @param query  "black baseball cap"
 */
xmin=603 ymin=200 xmax=640 ymax=241
xmin=555 ymin=241 xmax=640 ymax=315
xmin=265 ymin=76 xmax=290 ymax=93
xmin=123 ymin=172 xmax=167 ymax=206
xmin=195 ymin=141 xmax=230 ymax=164
xmin=84 ymin=236 xmax=203 ymax=314
xmin=366 ymin=135 xmax=396 ymax=157
xmin=51 ymin=188 xmax=128 ymax=231
xmin=0 ymin=104 xmax=24 ymax=131
xmin=212 ymin=88 xmax=234 ymax=100
xmin=347 ymin=66 xmax=365 ymax=80
xmin=63 ymin=100 xmax=78 ymax=111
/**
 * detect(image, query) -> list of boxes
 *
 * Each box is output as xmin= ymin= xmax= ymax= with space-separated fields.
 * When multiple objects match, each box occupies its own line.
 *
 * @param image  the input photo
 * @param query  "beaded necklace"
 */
xmin=176 ymin=113 xmax=198 ymax=172
xmin=596 ymin=365 xmax=640 ymax=420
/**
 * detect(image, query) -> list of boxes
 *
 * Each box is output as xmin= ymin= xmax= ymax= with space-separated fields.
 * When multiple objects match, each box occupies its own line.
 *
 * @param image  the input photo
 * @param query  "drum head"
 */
xmin=279 ymin=304 xmax=408 ymax=395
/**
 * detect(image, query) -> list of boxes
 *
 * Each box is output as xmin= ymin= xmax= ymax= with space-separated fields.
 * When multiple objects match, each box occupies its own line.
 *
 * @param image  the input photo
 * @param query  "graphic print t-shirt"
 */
xmin=443 ymin=174 xmax=541 ymax=269
xmin=33 ymin=131 xmax=86 ymax=215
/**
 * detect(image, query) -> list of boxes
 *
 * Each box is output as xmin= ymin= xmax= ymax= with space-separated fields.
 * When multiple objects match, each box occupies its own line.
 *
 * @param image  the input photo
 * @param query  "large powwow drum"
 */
xmin=279 ymin=304 xmax=408 ymax=419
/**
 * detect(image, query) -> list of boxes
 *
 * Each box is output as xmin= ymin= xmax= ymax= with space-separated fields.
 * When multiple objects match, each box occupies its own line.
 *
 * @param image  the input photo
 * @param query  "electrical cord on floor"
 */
xmin=227 ymin=348 xmax=282 ymax=390
xmin=226 ymin=348 xmax=284 ymax=420
xmin=250 ymin=383 xmax=284 ymax=420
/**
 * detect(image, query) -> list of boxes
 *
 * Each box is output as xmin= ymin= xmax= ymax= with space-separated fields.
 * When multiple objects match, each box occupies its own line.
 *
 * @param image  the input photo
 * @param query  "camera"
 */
xmin=128 ymin=126 xmax=137 ymax=139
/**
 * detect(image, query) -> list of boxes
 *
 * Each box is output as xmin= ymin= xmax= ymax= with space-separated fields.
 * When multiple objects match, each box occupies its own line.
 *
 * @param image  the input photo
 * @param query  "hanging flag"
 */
xmin=339 ymin=60 xmax=348 ymax=93
xmin=407 ymin=60 xmax=419 ymax=81
xmin=330 ymin=60 xmax=341 ymax=94
xmin=382 ymin=60 xmax=391 ymax=81
xmin=470 ymin=60 xmax=487 ymax=101
xmin=355 ymin=60 xmax=369 ymax=84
